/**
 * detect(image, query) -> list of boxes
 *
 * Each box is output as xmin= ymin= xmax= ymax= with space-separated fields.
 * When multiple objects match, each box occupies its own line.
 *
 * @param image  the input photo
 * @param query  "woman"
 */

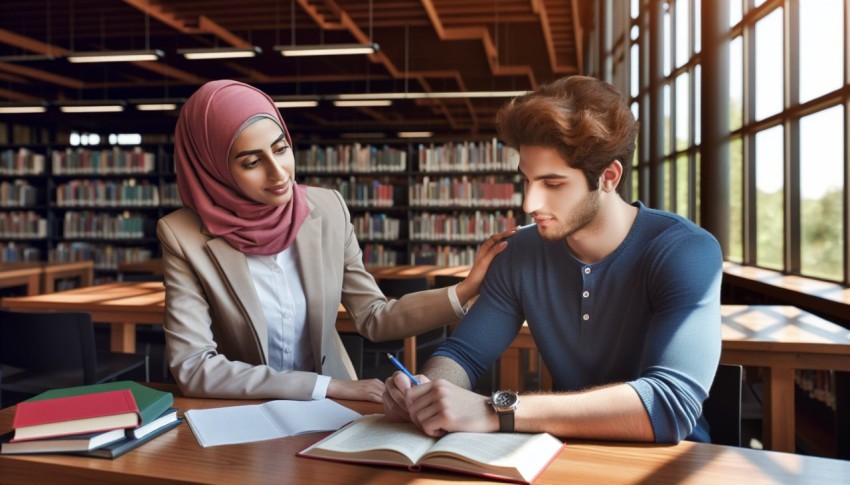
xmin=157 ymin=80 xmax=514 ymax=402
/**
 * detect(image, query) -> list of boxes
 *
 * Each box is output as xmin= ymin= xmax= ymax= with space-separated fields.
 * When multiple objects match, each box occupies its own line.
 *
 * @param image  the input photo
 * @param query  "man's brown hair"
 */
xmin=496 ymin=76 xmax=638 ymax=197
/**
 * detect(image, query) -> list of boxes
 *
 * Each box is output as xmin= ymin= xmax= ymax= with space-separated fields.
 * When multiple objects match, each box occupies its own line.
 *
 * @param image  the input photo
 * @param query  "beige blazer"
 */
xmin=157 ymin=187 xmax=460 ymax=400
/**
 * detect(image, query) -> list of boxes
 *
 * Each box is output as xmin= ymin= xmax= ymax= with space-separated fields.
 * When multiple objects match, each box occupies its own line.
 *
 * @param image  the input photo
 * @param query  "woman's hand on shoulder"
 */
xmin=455 ymin=226 xmax=518 ymax=304
xmin=327 ymin=378 xmax=386 ymax=403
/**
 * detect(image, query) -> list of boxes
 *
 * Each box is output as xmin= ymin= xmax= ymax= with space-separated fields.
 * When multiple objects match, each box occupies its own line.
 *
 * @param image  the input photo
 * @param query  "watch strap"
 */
xmin=498 ymin=410 xmax=515 ymax=432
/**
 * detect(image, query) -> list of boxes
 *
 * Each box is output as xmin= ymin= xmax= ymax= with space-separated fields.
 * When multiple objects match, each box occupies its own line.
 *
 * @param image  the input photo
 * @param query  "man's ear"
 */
xmin=599 ymin=159 xmax=623 ymax=192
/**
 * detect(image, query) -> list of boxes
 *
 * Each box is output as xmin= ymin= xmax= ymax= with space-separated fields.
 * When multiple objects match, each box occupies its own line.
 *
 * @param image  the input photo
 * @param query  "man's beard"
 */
xmin=537 ymin=188 xmax=601 ymax=242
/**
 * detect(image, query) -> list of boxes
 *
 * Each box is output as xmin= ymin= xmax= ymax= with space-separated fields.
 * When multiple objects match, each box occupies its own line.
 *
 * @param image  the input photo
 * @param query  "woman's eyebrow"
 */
xmin=233 ymin=133 xmax=287 ymax=158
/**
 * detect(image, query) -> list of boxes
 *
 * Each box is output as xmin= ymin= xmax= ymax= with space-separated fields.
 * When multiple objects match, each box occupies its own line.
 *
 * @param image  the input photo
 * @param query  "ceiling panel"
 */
xmin=0 ymin=0 xmax=589 ymax=140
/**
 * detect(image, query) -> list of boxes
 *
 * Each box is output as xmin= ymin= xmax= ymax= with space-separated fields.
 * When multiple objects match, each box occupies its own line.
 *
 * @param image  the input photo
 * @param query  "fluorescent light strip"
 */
xmin=333 ymin=100 xmax=392 ymax=107
xmin=136 ymin=103 xmax=178 ymax=111
xmin=332 ymin=91 xmax=527 ymax=101
xmin=397 ymin=131 xmax=433 ymax=138
xmin=66 ymin=49 xmax=164 ymax=63
xmin=276 ymin=43 xmax=378 ymax=57
xmin=274 ymin=101 xmax=319 ymax=108
xmin=0 ymin=106 xmax=47 ymax=114
xmin=178 ymin=47 xmax=261 ymax=60
xmin=60 ymin=105 xmax=125 ymax=113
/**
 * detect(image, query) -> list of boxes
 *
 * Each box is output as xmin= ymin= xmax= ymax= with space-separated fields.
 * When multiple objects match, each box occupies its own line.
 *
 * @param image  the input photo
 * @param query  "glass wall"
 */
xmin=609 ymin=0 xmax=847 ymax=284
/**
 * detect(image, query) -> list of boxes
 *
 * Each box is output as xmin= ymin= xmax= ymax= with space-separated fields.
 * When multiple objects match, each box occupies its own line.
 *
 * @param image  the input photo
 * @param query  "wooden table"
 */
xmin=1 ymin=281 xmax=166 ymax=353
xmin=40 ymin=260 xmax=94 ymax=293
xmin=719 ymin=305 xmax=850 ymax=453
xmin=1 ymin=395 xmax=848 ymax=484
xmin=500 ymin=305 xmax=850 ymax=454
xmin=0 ymin=282 xmax=420 ymax=374
xmin=0 ymin=262 xmax=41 ymax=296
xmin=0 ymin=261 xmax=93 ymax=295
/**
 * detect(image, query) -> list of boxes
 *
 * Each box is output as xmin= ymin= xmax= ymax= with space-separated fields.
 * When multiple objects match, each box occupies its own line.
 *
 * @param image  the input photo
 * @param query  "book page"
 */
xmin=422 ymin=432 xmax=564 ymax=482
xmin=185 ymin=400 xmax=359 ymax=448
xmin=305 ymin=414 xmax=436 ymax=466
xmin=262 ymin=399 xmax=361 ymax=436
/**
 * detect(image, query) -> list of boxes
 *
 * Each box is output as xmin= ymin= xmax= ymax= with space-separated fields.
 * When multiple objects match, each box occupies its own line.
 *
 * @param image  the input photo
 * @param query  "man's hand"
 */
xmin=327 ymin=378 xmax=385 ymax=403
xmin=405 ymin=378 xmax=499 ymax=437
xmin=382 ymin=371 xmax=430 ymax=421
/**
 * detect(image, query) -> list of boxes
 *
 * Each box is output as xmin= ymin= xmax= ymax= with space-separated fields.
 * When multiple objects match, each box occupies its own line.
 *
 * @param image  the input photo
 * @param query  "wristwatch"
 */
xmin=488 ymin=390 xmax=519 ymax=432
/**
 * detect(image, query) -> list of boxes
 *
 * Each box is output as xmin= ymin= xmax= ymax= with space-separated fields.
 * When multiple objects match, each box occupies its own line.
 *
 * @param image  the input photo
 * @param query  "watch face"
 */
xmin=493 ymin=391 xmax=518 ymax=408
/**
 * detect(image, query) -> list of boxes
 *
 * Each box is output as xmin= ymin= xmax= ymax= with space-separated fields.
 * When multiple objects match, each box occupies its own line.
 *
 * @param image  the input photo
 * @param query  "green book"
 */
xmin=26 ymin=381 xmax=173 ymax=428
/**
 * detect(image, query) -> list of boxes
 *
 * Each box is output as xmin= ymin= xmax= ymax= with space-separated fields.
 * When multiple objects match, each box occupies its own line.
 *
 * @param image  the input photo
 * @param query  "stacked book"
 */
xmin=1 ymin=381 xmax=182 ymax=459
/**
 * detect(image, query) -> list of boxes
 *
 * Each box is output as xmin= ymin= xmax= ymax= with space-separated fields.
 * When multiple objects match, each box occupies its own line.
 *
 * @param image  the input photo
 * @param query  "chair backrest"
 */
xmin=0 ymin=309 xmax=98 ymax=384
xmin=377 ymin=277 xmax=430 ymax=298
xmin=703 ymin=363 xmax=743 ymax=446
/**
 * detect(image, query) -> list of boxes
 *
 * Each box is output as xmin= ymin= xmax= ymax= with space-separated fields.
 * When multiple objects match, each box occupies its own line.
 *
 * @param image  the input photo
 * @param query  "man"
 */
xmin=383 ymin=75 xmax=722 ymax=444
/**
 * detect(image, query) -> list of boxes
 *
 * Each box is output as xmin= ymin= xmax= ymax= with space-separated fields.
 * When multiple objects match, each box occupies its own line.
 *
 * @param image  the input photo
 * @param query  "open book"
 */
xmin=298 ymin=414 xmax=564 ymax=484
xmin=185 ymin=399 xmax=360 ymax=447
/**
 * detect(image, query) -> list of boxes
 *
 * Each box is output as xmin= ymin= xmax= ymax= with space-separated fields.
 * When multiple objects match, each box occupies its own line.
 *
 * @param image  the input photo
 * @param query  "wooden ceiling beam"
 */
xmin=0 ymin=29 xmax=70 ymax=57
xmin=0 ymin=62 xmax=84 ymax=90
xmin=0 ymin=86 xmax=44 ymax=102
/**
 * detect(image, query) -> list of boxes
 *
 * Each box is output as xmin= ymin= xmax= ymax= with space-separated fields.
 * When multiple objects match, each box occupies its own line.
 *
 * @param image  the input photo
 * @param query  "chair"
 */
xmin=703 ymin=363 xmax=743 ymax=446
xmin=361 ymin=277 xmax=448 ymax=378
xmin=0 ymin=309 xmax=149 ymax=408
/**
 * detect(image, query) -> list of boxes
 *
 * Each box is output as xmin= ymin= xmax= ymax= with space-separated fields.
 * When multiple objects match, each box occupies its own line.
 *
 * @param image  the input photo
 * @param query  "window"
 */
xmin=755 ymin=126 xmax=784 ymax=270
xmin=606 ymin=1 xmax=849 ymax=284
xmin=799 ymin=0 xmax=843 ymax=104
xmin=754 ymin=8 xmax=783 ymax=121
xmin=800 ymin=106 xmax=844 ymax=280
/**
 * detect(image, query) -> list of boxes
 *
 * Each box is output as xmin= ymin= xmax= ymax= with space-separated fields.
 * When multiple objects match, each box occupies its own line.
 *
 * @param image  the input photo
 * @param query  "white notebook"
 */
xmin=185 ymin=399 xmax=361 ymax=447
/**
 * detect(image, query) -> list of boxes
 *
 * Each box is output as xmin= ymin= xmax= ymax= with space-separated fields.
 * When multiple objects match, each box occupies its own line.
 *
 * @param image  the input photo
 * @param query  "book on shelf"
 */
xmin=185 ymin=399 xmax=361 ymax=448
xmin=297 ymin=414 xmax=565 ymax=484
xmin=75 ymin=415 xmax=184 ymax=459
xmin=26 ymin=381 xmax=174 ymax=436
xmin=0 ymin=428 xmax=126 ymax=455
xmin=11 ymin=389 xmax=141 ymax=442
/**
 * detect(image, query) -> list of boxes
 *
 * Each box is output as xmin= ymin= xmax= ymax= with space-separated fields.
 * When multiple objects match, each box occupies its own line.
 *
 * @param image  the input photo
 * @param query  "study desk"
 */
xmin=0 ymin=261 xmax=93 ymax=295
xmin=1 ymin=395 xmax=848 ymax=484
xmin=0 ymin=281 xmax=419 ymax=373
xmin=0 ymin=263 xmax=41 ymax=295
xmin=1 ymin=281 xmax=165 ymax=353
xmin=0 ymin=265 xmax=469 ymax=372
xmin=500 ymin=305 xmax=850 ymax=454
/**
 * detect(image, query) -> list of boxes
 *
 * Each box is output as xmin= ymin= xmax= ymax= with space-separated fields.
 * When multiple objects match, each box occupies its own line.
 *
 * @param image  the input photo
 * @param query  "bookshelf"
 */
xmin=2 ymin=139 xmax=524 ymax=275
xmin=295 ymin=139 xmax=526 ymax=266
xmin=0 ymin=145 xmax=178 ymax=281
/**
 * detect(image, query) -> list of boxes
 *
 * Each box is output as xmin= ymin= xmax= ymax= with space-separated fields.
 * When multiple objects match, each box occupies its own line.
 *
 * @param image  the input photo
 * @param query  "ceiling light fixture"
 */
xmin=59 ymin=101 xmax=126 ymax=113
xmin=135 ymin=103 xmax=178 ymax=111
xmin=275 ymin=100 xmax=319 ymax=108
xmin=0 ymin=103 xmax=48 ymax=114
xmin=329 ymin=91 xmax=526 ymax=101
xmin=275 ymin=43 xmax=379 ymax=57
xmin=66 ymin=49 xmax=164 ymax=63
xmin=333 ymin=99 xmax=392 ymax=107
xmin=397 ymin=131 xmax=433 ymax=138
xmin=177 ymin=46 xmax=262 ymax=60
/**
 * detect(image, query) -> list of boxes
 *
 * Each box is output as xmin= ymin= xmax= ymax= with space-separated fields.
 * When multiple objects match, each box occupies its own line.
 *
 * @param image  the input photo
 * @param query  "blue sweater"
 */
xmin=434 ymin=202 xmax=723 ymax=443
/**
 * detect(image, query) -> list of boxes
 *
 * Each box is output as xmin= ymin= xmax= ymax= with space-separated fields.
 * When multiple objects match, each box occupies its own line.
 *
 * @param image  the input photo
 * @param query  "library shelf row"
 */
xmin=0 ymin=139 xmax=525 ymax=273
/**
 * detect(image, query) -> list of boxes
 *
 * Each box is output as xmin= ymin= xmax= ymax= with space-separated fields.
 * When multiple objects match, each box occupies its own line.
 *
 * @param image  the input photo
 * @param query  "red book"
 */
xmin=11 ymin=389 xmax=141 ymax=442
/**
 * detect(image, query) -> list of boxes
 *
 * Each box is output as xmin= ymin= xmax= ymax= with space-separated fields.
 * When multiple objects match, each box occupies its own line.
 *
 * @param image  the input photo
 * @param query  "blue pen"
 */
xmin=387 ymin=353 xmax=420 ymax=385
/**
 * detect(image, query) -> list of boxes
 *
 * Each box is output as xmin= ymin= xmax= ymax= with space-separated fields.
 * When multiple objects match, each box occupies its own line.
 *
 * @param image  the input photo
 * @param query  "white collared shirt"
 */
xmin=246 ymin=249 xmax=330 ymax=399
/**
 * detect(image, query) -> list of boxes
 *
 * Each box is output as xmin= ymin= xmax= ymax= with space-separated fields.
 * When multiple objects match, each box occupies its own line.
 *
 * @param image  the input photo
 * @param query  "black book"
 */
xmin=1 ymin=428 xmax=126 ymax=455
xmin=76 ymin=416 xmax=183 ymax=459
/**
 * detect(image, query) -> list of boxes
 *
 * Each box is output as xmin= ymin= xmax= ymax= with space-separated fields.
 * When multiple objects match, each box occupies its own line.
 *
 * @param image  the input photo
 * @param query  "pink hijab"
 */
xmin=174 ymin=80 xmax=309 ymax=255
